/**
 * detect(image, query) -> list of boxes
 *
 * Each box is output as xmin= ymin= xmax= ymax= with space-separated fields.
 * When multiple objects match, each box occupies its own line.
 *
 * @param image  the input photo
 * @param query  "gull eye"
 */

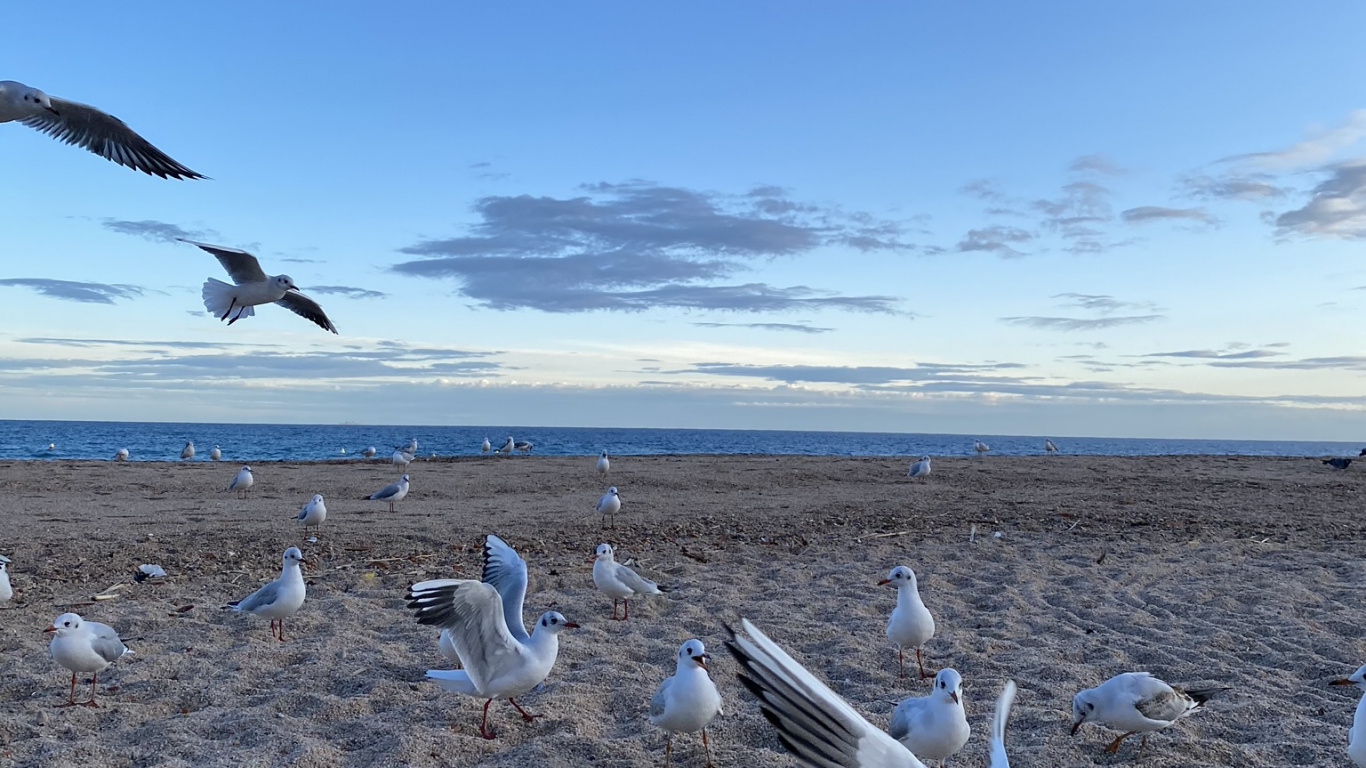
xmin=64 ymin=621 xmax=71 ymax=627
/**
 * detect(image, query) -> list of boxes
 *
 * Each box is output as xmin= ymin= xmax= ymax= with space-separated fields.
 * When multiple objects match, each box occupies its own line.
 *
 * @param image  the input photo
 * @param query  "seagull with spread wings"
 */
xmin=183 ymin=240 xmax=338 ymax=334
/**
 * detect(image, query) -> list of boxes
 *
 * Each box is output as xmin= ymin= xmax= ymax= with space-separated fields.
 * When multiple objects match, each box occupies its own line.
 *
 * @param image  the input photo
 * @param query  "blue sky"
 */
xmin=3 ymin=2 xmax=1366 ymax=439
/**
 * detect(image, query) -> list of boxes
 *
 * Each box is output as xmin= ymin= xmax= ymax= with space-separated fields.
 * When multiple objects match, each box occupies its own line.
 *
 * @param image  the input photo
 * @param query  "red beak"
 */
xmin=45 ymin=106 xmax=59 ymax=116
xmin=1331 ymin=679 xmax=1355 ymax=686
xmin=877 ymin=578 xmax=891 ymax=586
xmin=43 ymin=625 xmax=57 ymax=633
xmin=587 ymin=554 xmax=597 ymax=562
xmin=562 ymin=622 xmax=580 ymax=629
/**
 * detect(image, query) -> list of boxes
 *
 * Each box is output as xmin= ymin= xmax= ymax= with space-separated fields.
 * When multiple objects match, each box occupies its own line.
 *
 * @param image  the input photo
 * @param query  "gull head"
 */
xmin=310 ymin=493 xmax=324 ymax=505
xmin=44 ymin=612 xmax=84 ymax=637
xmin=590 ymin=542 xmax=615 ymax=562
xmin=878 ymin=564 xmax=916 ymax=588
xmin=401 ymin=473 xmax=410 ymax=483
xmin=608 ymin=486 xmax=619 ymax=496
xmin=1331 ymin=664 xmax=1366 ymax=690
xmin=934 ymin=668 xmax=964 ymax=705
xmin=679 ymin=638 xmax=710 ymax=670
xmin=536 ymin=611 xmax=580 ymax=634
xmin=283 ymin=547 xmax=305 ymax=566
xmin=240 ymin=465 xmax=252 ymax=472
xmin=16 ymin=85 xmax=57 ymax=115
xmin=1070 ymin=689 xmax=1098 ymax=735
xmin=274 ymin=275 xmax=299 ymax=292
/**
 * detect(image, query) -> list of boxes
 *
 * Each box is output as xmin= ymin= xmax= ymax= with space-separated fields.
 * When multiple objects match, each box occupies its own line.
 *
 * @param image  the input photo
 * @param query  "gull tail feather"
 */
xmin=426 ymin=669 xmax=478 ymax=695
xmin=202 ymin=278 xmax=254 ymax=323
xmin=1181 ymin=686 xmax=1229 ymax=708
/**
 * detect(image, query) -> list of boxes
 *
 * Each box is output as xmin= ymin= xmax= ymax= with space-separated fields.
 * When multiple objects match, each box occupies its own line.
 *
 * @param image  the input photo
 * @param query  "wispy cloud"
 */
xmin=102 ymin=219 xmax=218 ymax=244
xmin=692 ymin=322 xmax=835 ymax=334
xmin=1221 ymin=109 xmax=1366 ymax=170
xmin=1052 ymin=292 xmax=1158 ymax=314
xmin=308 ymin=285 xmax=388 ymax=300
xmin=1180 ymin=173 xmax=1287 ymax=201
xmin=1121 ymin=206 xmax=1214 ymax=225
xmin=1069 ymin=154 xmax=1127 ymax=176
xmin=0 ymin=279 xmax=144 ymax=304
xmin=1273 ymin=160 xmax=1366 ymax=239
xmin=391 ymin=180 xmax=912 ymax=314
xmin=956 ymin=225 xmax=1033 ymax=256
xmin=1142 ymin=348 xmax=1285 ymax=360
xmin=681 ymin=361 xmax=1026 ymax=385
xmin=1000 ymin=315 xmax=1163 ymax=332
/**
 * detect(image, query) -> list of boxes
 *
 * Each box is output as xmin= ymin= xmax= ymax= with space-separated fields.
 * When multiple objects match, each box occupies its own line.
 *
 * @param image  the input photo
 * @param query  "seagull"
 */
xmin=650 ymin=639 xmax=723 ymax=768
xmin=1325 ymin=457 xmax=1354 ymax=470
xmin=514 ymin=440 xmax=534 ymax=455
xmin=1045 ymin=438 xmax=1059 ymax=454
xmin=596 ymin=450 xmax=611 ymax=477
xmin=880 ymin=565 xmax=935 ymax=679
xmin=0 ymin=80 xmax=204 ymax=179
xmin=907 ymin=456 xmax=931 ymax=479
xmin=590 ymin=543 xmax=663 ymax=620
xmin=226 ymin=465 xmax=254 ymax=496
xmin=725 ymin=617 xmax=932 ymax=768
xmin=209 ymin=444 xmax=222 ymax=461
xmin=597 ymin=486 xmax=623 ymax=528
xmin=889 ymin=668 xmax=970 ymax=766
xmin=482 ymin=436 xmax=492 ymax=454
xmin=392 ymin=449 xmax=414 ymax=467
xmin=44 ymin=612 xmax=131 ymax=707
xmin=1331 ymin=665 xmax=1366 ymax=767
xmin=974 ymin=440 xmax=991 ymax=456
xmin=405 ymin=534 xmax=580 ymax=739
xmin=362 ymin=446 xmax=377 ymax=458
xmin=112 ymin=448 xmax=129 ymax=462
xmin=183 ymin=240 xmax=338 ymax=333
xmin=1071 ymin=672 xmax=1224 ymax=754
xmin=226 ymin=547 xmax=306 ymax=642
xmin=398 ymin=438 xmax=418 ymax=454
xmin=295 ymin=494 xmax=327 ymax=535
xmin=180 ymin=441 xmax=195 ymax=460
xmin=366 ymin=474 xmax=410 ymax=512
xmin=988 ymin=680 xmax=1017 ymax=768
xmin=0 ymin=554 xmax=11 ymax=604
xmin=497 ymin=436 xmax=515 ymax=456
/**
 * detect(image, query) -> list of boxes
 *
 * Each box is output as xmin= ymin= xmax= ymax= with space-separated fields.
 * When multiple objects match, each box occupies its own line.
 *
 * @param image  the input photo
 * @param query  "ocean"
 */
xmin=0 ymin=420 xmax=1360 ymax=462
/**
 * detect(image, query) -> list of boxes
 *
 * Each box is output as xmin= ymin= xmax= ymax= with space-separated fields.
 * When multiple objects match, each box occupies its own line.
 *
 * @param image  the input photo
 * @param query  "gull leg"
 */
xmin=623 ymin=600 xmax=630 ymax=621
xmin=60 ymin=672 xmax=78 ymax=707
xmin=664 ymin=735 xmax=672 ymax=768
xmin=917 ymin=647 xmax=931 ymax=679
xmin=897 ymin=647 xmax=905 ymax=679
xmin=1105 ymin=732 xmax=1136 ymax=753
xmin=278 ymin=619 xmax=286 ymax=642
xmin=219 ymin=298 xmax=237 ymax=321
xmin=83 ymin=672 xmax=99 ymax=707
xmin=1139 ymin=734 xmax=1148 ymax=752
xmin=508 ymin=697 xmax=540 ymax=722
xmin=479 ymin=699 xmax=496 ymax=739
xmin=610 ymin=599 xmax=620 ymax=620
xmin=702 ymin=728 xmax=715 ymax=768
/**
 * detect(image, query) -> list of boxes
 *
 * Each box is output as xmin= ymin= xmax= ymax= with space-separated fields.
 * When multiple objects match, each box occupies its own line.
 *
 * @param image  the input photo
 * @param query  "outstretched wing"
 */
xmin=23 ymin=97 xmax=205 ymax=179
xmin=405 ymin=578 xmax=524 ymax=695
xmin=276 ymin=291 xmax=339 ymax=334
xmin=182 ymin=240 xmax=267 ymax=284
xmin=483 ymin=535 xmax=530 ymax=643
xmin=988 ymin=680 xmax=1016 ymax=768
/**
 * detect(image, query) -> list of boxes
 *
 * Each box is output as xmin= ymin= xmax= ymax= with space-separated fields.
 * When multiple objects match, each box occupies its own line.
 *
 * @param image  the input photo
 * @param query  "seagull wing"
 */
xmin=726 ymin=618 xmax=927 ymax=768
xmin=369 ymin=480 xmax=402 ymax=500
xmin=406 ymin=578 xmax=526 ymax=695
xmin=276 ymin=290 xmax=339 ymax=334
xmin=988 ymin=680 xmax=1015 ymax=768
xmin=22 ymin=97 xmax=204 ymax=179
xmin=86 ymin=622 xmax=129 ymax=663
xmin=613 ymin=562 xmax=660 ymax=595
xmin=181 ymin=241 xmax=268 ymax=284
xmin=231 ymin=578 xmax=282 ymax=613
xmin=649 ymin=675 xmax=674 ymax=722
xmin=482 ymin=535 xmax=530 ymax=643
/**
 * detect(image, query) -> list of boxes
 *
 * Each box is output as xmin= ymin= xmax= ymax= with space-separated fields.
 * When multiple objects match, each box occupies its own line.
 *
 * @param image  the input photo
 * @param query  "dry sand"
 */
xmin=0 ymin=454 xmax=1362 ymax=767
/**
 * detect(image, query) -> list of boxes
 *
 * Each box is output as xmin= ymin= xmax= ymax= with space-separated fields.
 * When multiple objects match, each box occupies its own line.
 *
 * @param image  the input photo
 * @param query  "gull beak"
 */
xmin=43 ymin=625 xmax=57 ymax=633
xmin=44 ymin=105 xmax=59 ymax=116
xmin=950 ymin=691 xmax=959 ymax=705
xmin=1070 ymin=720 xmax=1083 ymax=736
xmin=1330 ymin=678 xmax=1356 ymax=686
xmin=562 ymin=622 xmax=580 ymax=629
xmin=587 ymin=554 xmax=597 ymax=563
xmin=877 ymin=578 xmax=892 ymax=586
xmin=693 ymin=653 xmax=711 ymax=670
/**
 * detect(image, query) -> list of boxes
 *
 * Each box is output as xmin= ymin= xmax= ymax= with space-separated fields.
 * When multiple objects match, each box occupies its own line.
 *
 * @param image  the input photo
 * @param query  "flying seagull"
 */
xmin=182 ymin=240 xmax=338 ymax=333
xmin=1 ymin=80 xmax=204 ymax=179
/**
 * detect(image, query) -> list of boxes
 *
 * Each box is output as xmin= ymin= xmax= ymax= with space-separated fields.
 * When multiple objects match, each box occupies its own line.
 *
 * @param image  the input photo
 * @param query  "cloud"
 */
xmin=17 ymin=337 xmax=277 ymax=350
xmin=1051 ymin=293 xmax=1158 ymax=314
xmin=1273 ymin=160 xmax=1366 ymax=239
xmin=1222 ymin=109 xmax=1366 ymax=170
xmin=1000 ymin=315 xmax=1164 ymax=331
xmin=682 ymin=361 xmax=1026 ymax=385
xmin=1180 ymin=173 xmax=1287 ymax=201
xmin=1142 ymin=349 xmax=1285 ymax=360
xmin=1121 ymin=206 xmax=1214 ymax=225
xmin=391 ymin=181 xmax=912 ymax=314
xmin=0 ymin=279 xmax=144 ymax=304
xmin=692 ymin=322 xmax=835 ymax=334
xmin=1069 ymin=154 xmax=1127 ymax=176
xmin=959 ymin=179 xmax=1004 ymax=201
xmin=102 ymin=219 xmax=217 ymax=244
xmin=956 ymin=225 xmax=1033 ymax=257
xmin=308 ymin=285 xmax=388 ymax=300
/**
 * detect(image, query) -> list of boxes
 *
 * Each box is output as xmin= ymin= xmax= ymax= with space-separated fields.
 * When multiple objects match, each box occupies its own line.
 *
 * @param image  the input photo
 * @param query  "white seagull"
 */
xmin=1 ymin=80 xmax=204 ymax=179
xmin=112 ymin=448 xmax=129 ymax=462
xmin=597 ymin=486 xmax=623 ymax=528
xmin=596 ymin=450 xmax=611 ymax=477
xmin=907 ymin=456 xmax=931 ymax=479
xmin=1071 ymin=672 xmax=1224 ymax=754
xmin=974 ymin=440 xmax=991 ymax=456
xmin=1332 ymin=665 xmax=1366 ymax=767
xmin=497 ymin=436 xmax=515 ymax=456
xmin=398 ymin=437 xmax=418 ymax=454
xmin=392 ymin=449 xmax=414 ymax=467
xmin=366 ymin=474 xmax=410 ymax=512
xmin=0 ymin=554 xmax=11 ymax=604
xmin=481 ymin=436 xmax=492 ymax=454
xmin=405 ymin=534 xmax=580 ymax=739
xmin=590 ymin=543 xmax=663 ymax=621
xmin=361 ymin=446 xmax=377 ymax=459
xmin=183 ymin=240 xmax=338 ymax=333
xmin=988 ymin=680 xmax=1017 ymax=768
xmin=1044 ymin=438 xmax=1059 ymax=454
xmin=295 ymin=494 xmax=327 ymax=534
xmin=880 ymin=565 xmax=936 ymax=679
xmin=45 ymin=612 xmax=131 ymax=707
xmin=227 ymin=547 xmax=306 ymax=642
xmin=726 ymin=617 xmax=931 ymax=768
xmin=514 ymin=440 xmax=534 ymax=455
xmin=889 ymin=668 xmax=970 ymax=766
xmin=209 ymin=444 xmax=222 ymax=461
xmin=650 ymin=639 xmax=724 ymax=768
xmin=180 ymin=441 xmax=195 ymax=460
xmin=226 ymin=465 xmax=254 ymax=496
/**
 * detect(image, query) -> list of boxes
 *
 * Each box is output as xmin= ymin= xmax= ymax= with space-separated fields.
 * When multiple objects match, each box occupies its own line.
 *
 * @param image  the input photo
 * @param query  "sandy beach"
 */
xmin=0 ymin=453 xmax=1362 ymax=767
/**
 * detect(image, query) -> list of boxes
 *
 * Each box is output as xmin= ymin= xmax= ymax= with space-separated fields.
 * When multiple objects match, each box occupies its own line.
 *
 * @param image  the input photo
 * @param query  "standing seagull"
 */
xmin=45 ymin=612 xmax=131 ymax=707
xmin=392 ymin=449 xmax=414 ymax=468
xmin=0 ymin=554 xmax=11 ymax=604
xmin=650 ymin=639 xmax=723 ymax=768
xmin=180 ymin=441 xmax=195 ymax=460
xmin=497 ymin=436 xmax=515 ymax=457
xmin=226 ymin=547 xmax=306 ymax=641
xmin=209 ymin=444 xmax=222 ymax=461
xmin=596 ymin=450 xmax=611 ymax=477
xmin=988 ymin=680 xmax=1017 ymax=768
xmin=183 ymin=240 xmax=338 ymax=333
xmin=889 ymin=668 xmax=970 ymax=766
xmin=481 ymin=437 xmax=492 ymax=454
xmin=226 ymin=465 xmax=254 ymax=497
xmin=880 ymin=565 xmax=935 ymax=679
xmin=590 ymin=543 xmax=664 ymax=620
xmin=1044 ymin=439 xmax=1059 ymax=455
xmin=1 ymin=80 xmax=204 ymax=179
xmin=366 ymin=474 xmax=410 ymax=512
xmin=1071 ymin=672 xmax=1224 ymax=754
xmin=597 ymin=486 xmax=623 ymax=528
xmin=112 ymin=448 xmax=129 ymax=462
xmin=974 ymin=440 xmax=991 ymax=456
xmin=294 ymin=494 xmax=327 ymax=535
xmin=362 ymin=446 xmax=377 ymax=459
xmin=725 ymin=618 xmax=932 ymax=768
xmin=405 ymin=534 xmax=580 ymax=739
xmin=1331 ymin=665 xmax=1366 ymax=767
xmin=907 ymin=456 xmax=931 ymax=479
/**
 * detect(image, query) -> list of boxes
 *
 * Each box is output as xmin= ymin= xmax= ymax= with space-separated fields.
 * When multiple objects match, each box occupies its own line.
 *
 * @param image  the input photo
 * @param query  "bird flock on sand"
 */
xmin=8 ymin=78 xmax=1366 ymax=767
